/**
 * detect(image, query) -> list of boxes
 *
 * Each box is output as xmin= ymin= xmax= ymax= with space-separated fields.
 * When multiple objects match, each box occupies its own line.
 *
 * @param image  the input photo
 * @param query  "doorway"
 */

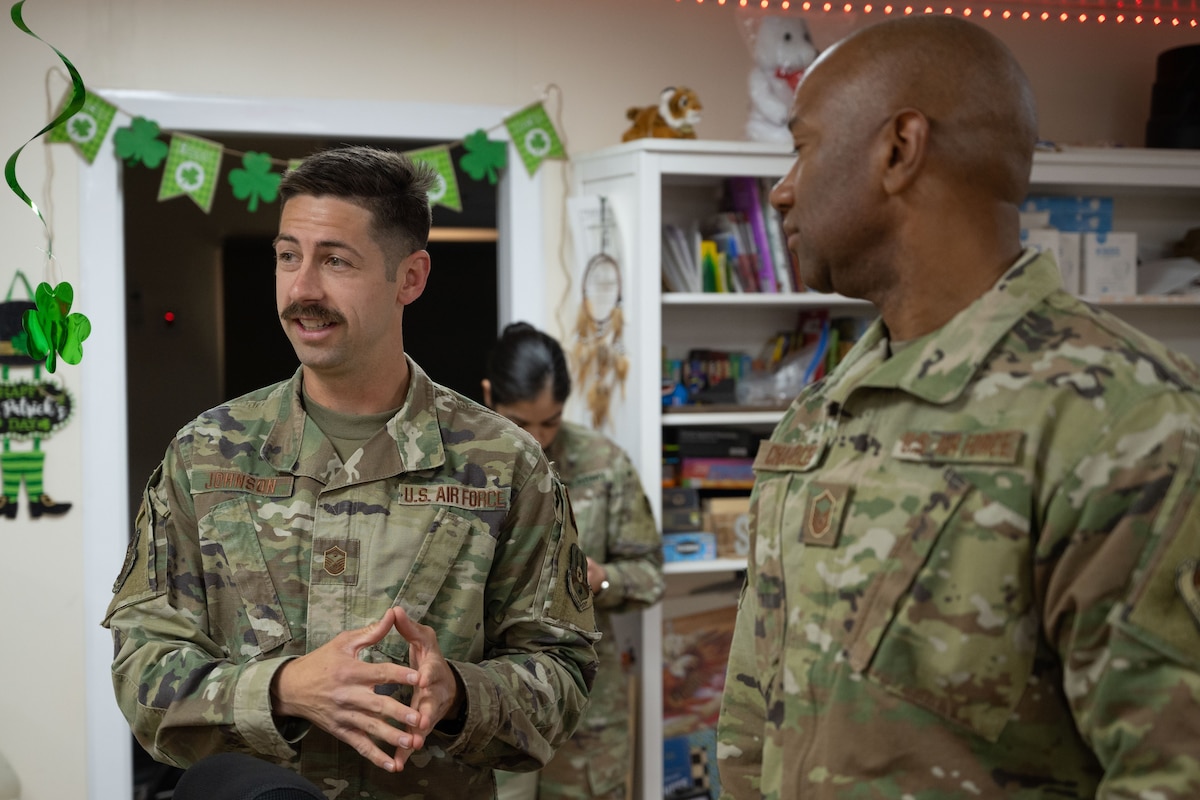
xmin=80 ymin=92 xmax=545 ymax=800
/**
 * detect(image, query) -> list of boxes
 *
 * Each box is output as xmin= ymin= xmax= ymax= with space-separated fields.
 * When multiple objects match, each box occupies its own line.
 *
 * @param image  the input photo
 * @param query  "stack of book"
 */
xmin=661 ymin=177 xmax=804 ymax=294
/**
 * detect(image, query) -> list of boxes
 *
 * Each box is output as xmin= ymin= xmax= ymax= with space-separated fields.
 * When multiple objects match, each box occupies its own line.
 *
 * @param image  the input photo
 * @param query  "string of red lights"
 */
xmin=679 ymin=0 xmax=1200 ymax=28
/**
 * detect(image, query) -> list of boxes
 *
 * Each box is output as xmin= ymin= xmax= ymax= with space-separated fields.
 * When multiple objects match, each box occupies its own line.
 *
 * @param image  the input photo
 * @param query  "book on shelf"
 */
xmin=699 ymin=240 xmax=722 ymax=293
xmin=726 ymin=176 xmax=778 ymax=293
xmin=679 ymin=457 xmax=756 ymax=489
xmin=662 ymin=224 xmax=697 ymax=293
xmin=708 ymin=225 xmax=759 ymax=294
xmin=759 ymin=176 xmax=803 ymax=292
xmin=673 ymin=427 xmax=758 ymax=459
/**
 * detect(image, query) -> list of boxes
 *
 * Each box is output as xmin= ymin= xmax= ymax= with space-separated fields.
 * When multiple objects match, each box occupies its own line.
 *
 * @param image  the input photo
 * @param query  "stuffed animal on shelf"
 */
xmin=743 ymin=15 xmax=820 ymax=143
xmin=621 ymin=86 xmax=703 ymax=143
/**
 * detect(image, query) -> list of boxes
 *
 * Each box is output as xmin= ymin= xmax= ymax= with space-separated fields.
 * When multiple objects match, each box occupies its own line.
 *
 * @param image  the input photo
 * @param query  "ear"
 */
xmin=481 ymin=378 xmax=493 ymax=408
xmin=879 ymin=108 xmax=929 ymax=196
xmin=396 ymin=250 xmax=432 ymax=306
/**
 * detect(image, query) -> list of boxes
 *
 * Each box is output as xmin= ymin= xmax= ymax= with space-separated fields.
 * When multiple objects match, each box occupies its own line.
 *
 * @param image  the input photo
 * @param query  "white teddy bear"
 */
xmin=744 ymin=15 xmax=821 ymax=143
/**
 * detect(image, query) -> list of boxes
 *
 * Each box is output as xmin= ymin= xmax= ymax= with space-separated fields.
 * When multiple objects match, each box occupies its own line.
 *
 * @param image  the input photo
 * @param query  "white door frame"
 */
xmin=79 ymin=91 xmax=546 ymax=799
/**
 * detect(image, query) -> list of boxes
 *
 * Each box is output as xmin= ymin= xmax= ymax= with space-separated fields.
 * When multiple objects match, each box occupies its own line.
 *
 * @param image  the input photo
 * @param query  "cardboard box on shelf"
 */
xmin=704 ymin=496 xmax=751 ymax=558
xmin=1083 ymin=232 xmax=1138 ymax=296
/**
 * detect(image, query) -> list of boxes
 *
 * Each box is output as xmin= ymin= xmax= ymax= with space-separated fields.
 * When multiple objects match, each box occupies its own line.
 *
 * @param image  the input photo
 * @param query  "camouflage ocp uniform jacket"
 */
xmin=717 ymin=251 xmax=1200 ymax=800
xmin=103 ymin=360 xmax=600 ymax=799
xmin=538 ymin=421 xmax=665 ymax=798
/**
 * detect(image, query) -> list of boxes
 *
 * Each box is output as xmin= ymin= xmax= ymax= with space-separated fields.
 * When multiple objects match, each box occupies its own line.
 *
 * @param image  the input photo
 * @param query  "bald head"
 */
xmin=799 ymin=16 xmax=1038 ymax=204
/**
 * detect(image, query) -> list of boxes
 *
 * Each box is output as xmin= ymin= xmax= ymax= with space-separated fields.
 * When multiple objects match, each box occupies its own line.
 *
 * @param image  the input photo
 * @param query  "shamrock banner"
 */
xmin=504 ymin=102 xmax=566 ymax=177
xmin=41 ymin=85 xmax=570 ymax=221
xmin=157 ymin=132 xmax=223 ymax=213
xmin=47 ymin=90 xmax=116 ymax=164
xmin=408 ymin=145 xmax=462 ymax=212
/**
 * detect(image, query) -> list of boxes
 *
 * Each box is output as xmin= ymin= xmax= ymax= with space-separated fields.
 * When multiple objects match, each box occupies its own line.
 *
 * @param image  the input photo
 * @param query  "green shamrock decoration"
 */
xmin=20 ymin=281 xmax=91 ymax=373
xmin=113 ymin=116 xmax=169 ymax=169
xmin=228 ymin=151 xmax=280 ymax=212
xmin=459 ymin=129 xmax=507 ymax=185
xmin=69 ymin=116 xmax=94 ymax=140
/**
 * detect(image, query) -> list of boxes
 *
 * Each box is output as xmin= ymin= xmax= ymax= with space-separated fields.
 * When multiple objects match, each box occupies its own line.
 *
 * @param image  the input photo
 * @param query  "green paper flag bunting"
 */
xmin=228 ymin=151 xmax=280 ymax=212
xmin=408 ymin=145 xmax=462 ymax=212
xmin=48 ymin=90 xmax=117 ymax=164
xmin=32 ymin=82 xmax=573 ymax=228
xmin=504 ymin=102 xmax=565 ymax=176
xmin=459 ymin=129 xmax=507 ymax=186
xmin=158 ymin=133 xmax=223 ymax=213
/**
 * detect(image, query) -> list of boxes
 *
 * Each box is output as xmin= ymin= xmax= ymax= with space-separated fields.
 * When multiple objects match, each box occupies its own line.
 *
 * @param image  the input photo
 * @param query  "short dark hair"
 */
xmin=486 ymin=322 xmax=572 ymax=406
xmin=279 ymin=145 xmax=436 ymax=278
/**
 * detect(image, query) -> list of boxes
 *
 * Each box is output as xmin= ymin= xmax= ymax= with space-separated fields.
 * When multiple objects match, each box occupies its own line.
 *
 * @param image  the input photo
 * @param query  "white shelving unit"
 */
xmin=570 ymin=137 xmax=1200 ymax=800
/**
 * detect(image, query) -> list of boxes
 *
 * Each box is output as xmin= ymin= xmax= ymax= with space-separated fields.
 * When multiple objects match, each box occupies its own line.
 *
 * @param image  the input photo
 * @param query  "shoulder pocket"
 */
xmin=106 ymin=466 xmax=169 ymax=621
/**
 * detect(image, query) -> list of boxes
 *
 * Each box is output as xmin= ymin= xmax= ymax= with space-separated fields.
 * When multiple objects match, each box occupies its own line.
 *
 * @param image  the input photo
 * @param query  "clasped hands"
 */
xmin=271 ymin=606 xmax=462 ymax=773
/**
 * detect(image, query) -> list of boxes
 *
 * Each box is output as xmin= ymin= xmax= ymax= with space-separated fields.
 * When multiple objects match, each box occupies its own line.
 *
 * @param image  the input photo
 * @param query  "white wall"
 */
xmin=0 ymin=1 xmax=1194 ymax=797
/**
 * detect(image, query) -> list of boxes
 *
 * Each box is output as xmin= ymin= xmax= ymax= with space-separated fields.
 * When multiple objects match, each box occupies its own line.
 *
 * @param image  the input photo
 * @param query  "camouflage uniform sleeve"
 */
xmin=593 ymin=447 xmax=665 ymax=612
xmin=101 ymin=440 xmax=300 ymax=768
xmin=435 ymin=453 xmax=600 ymax=770
xmin=1042 ymin=393 xmax=1200 ymax=798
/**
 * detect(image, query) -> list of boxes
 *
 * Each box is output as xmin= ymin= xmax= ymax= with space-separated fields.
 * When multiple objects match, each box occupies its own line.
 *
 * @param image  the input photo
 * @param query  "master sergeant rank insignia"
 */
xmin=803 ymin=481 xmax=850 ymax=547
xmin=324 ymin=545 xmax=348 ymax=576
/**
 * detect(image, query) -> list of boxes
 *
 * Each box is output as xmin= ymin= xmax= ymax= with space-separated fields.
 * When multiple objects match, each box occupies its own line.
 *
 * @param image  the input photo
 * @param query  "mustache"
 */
xmin=280 ymin=303 xmax=346 ymax=325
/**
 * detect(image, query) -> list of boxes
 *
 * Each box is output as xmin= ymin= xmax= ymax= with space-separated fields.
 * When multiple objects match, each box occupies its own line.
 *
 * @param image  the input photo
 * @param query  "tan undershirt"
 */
xmin=302 ymin=390 xmax=399 ymax=462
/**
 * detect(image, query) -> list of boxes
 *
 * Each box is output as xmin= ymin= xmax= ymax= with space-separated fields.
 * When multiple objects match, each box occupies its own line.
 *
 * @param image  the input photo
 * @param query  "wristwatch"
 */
xmin=595 ymin=578 xmax=610 ymax=597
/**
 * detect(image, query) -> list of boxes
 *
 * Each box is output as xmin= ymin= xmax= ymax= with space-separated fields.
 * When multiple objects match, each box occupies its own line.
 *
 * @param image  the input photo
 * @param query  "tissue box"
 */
xmin=1083 ymin=232 xmax=1138 ymax=296
xmin=663 ymin=532 xmax=718 ymax=562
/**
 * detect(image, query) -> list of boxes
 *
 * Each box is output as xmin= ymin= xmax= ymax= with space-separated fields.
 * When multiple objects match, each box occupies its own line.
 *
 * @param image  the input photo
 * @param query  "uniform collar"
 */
xmin=828 ymin=249 xmax=1058 ymax=406
xmin=262 ymin=356 xmax=447 ymax=474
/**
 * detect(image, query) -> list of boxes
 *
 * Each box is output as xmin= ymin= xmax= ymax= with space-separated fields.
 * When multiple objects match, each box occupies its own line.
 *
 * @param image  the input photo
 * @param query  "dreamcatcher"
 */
xmin=570 ymin=197 xmax=628 ymax=430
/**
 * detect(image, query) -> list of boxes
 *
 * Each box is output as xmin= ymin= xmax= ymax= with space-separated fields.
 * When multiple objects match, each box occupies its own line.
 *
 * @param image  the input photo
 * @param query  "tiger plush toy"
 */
xmin=621 ymin=86 xmax=703 ymax=143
